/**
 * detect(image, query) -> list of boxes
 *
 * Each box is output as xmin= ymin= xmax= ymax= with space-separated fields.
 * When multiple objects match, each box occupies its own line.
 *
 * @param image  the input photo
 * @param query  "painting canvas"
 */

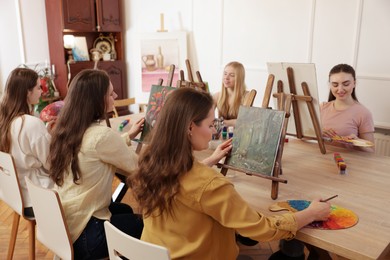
xmin=138 ymin=32 xmax=187 ymax=94
xmin=227 ymin=106 xmax=285 ymax=176
xmin=267 ymin=62 xmax=320 ymax=138
xmin=140 ymin=85 xmax=177 ymax=141
xmin=135 ymin=32 xmax=187 ymax=104
xmin=72 ymin=37 xmax=90 ymax=61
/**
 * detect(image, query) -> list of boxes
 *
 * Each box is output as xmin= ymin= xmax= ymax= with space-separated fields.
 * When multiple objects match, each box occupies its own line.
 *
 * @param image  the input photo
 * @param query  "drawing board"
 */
xmin=267 ymin=62 xmax=321 ymax=138
xmin=227 ymin=106 xmax=285 ymax=177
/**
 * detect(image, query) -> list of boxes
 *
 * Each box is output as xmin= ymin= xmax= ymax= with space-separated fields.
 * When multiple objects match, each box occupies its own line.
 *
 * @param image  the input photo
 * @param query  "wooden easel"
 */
xmin=263 ymin=67 xmax=326 ymax=154
xmin=218 ymin=102 xmax=291 ymax=200
xmin=177 ymin=59 xmax=208 ymax=92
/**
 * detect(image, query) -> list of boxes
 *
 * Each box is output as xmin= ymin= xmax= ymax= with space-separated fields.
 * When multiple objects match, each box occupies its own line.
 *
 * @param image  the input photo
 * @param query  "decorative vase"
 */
xmin=142 ymin=55 xmax=157 ymax=71
xmin=156 ymin=46 xmax=164 ymax=69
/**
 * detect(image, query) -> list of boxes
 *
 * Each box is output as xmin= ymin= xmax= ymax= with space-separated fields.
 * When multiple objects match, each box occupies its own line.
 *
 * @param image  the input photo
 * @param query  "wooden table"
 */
xmin=110 ymin=114 xmax=390 ymax=259
xmin=196 ymin=139 xmax=390 ymax=260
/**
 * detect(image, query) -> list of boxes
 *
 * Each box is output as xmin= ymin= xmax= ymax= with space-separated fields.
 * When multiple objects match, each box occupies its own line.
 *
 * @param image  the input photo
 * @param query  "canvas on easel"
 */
xmin=227 ymin=106 xmax=285 ymax=176
xmin=266 ymin=62 xmax=326 ymax=154
xmin=267 ymin=63 xmax=320 ymax=138
xmin=140 ymin=85 xmax=176 ymax=142
xmin=220 ymin=106 xmax=289 ymax=199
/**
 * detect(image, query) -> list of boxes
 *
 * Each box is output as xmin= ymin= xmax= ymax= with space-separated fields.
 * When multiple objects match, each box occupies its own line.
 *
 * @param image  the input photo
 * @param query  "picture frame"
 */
xmin=134 ymin=32 xmax=187 ymax=104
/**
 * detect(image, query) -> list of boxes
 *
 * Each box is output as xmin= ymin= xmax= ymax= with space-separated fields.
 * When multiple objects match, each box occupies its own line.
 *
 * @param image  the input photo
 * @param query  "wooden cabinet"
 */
xmin=45 ymin=0 xmax=128 ymax=107
xmin=69 ymin=61 xmax=126 ymax=98
xmin=62 ymin=0 xmax=121 ymax=32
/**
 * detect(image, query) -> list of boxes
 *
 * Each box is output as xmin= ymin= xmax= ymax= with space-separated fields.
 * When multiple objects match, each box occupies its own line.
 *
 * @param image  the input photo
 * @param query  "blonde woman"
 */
xmin=213 ymin=61 xmax=250 ymax=127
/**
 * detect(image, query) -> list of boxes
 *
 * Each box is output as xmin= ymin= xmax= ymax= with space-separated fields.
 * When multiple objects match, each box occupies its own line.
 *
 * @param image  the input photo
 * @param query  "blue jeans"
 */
xmin=73 ymin=203 xmax=143 ymax=260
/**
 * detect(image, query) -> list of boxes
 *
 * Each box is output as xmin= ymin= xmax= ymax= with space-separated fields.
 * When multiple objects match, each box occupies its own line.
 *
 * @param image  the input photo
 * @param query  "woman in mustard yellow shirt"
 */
xmin=130 ymin=88 xmax=330 ymax=260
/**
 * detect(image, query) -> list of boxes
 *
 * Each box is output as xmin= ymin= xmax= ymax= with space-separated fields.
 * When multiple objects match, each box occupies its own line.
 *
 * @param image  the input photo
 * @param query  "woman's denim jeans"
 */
xmin=73 ymin=203 xmax=143 ymax=260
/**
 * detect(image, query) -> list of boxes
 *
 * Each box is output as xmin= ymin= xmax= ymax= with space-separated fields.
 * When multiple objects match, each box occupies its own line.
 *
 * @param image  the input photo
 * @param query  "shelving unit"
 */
xmin=45 ymin=0 xmax=128 ymax=110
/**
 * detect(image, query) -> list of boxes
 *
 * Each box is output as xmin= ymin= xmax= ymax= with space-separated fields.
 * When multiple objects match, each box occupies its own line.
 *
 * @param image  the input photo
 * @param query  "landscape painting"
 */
xmin=227 ymin=106 xmax=285 ymax=176
xmin=140 ymin=85 xmax=177 ymax=141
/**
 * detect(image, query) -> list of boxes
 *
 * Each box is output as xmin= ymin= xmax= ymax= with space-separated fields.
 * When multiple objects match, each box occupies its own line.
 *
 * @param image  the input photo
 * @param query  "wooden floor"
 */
xmin=0 ymin=177 xmax=346 ymax=259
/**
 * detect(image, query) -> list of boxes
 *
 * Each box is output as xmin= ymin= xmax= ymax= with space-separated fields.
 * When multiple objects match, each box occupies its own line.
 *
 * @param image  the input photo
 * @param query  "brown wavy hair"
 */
xmin=217 ymin=61 xmax=247 ymax=119
xmin=328 ymin=63 xmax=358 ymax=102
xmin=0 ymin=68 xmax=38 ymax=152
xmin=130 ymin=88 xmax=213 ymax=217
xmin=48 ymin=69 xmax=110 ymax=186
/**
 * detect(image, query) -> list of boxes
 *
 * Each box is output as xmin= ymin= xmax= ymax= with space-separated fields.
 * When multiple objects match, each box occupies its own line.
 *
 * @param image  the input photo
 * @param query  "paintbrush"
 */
xmin=321 ymin=195 xmax=338 ymax=202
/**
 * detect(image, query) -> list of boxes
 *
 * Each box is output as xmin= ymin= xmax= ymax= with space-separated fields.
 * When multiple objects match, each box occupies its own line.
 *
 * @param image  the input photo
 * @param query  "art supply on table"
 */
xmin=221 ymin=126 xmax=228 ymax=140
xmin=321 ymin=194 xmax=338 ymax=202
xmin=334 ymin=152 xmax=346 ymax=174
xmin=118 ymin=119 xmax=130 ymax=132
xmin=212 ymin=117 xmax=224 ymax=140
xmin=228 ymin=126 xmax=234 ymax=139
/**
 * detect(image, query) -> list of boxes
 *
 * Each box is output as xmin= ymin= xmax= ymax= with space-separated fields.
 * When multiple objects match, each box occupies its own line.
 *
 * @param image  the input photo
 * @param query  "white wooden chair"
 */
xmin=0 ymin=151 xmax=36 ymax=260
xmin=104 ymin=221 xmax=171 ymax=260
xmin=25 ymin=177 xmax=73 ymax=260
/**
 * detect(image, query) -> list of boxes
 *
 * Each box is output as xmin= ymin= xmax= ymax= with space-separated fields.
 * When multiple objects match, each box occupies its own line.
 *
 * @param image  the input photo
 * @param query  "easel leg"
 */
xmin=301 ymin=82 xmax=326 ymax=154
xmin=287 ymin=67 xmax=303 ymax=138
xmin=271 ymin=181 xmax=279 ymax=200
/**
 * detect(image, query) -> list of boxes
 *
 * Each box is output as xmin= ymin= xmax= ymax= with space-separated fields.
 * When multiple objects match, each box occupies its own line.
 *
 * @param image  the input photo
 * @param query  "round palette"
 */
xmin=350 ymin=139 xmax=374 ymax=147
xmin=269 ymin=200 xmax=358 ymax=230
xmin=40 ymin=101 xmax=64 ymax=122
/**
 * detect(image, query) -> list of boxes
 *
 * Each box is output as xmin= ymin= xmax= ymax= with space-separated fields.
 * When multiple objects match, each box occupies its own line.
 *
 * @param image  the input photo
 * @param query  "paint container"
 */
xmin=228 ymin=126 xmax=234 ymax=139
xmin=222 ymin=126 xmax=228 ymax=140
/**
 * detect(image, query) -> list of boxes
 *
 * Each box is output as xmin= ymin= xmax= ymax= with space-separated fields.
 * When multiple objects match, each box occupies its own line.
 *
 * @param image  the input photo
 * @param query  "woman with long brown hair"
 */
xmin=131 ymin=87 xmax=330 ymax=260
xmin=0 ymin=67 xmax=53 ymax=217
xmin=48 ymin=69 xmax=144 ymax=259
xmin=321 ymin=63 xmax=374 ymax=152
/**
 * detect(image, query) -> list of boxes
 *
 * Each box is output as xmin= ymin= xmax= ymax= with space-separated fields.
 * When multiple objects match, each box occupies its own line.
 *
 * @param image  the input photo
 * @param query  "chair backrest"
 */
xmin=113 ymin=97 xmax=136 ymax=117
xmin=0 ymin=151 xmax=24 ymax=216
xmin=104 ymin=221 xmax=171 ymax=260
xmin=25 ymin=177 xmax=74 ymax=260
xmin=243 ymin=89 xmax=257 ymax=107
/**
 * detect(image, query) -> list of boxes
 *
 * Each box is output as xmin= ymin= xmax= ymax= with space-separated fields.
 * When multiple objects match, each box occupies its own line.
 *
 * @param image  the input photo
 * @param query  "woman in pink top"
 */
xmin=320 ymin=64 xmax=375 ymax=152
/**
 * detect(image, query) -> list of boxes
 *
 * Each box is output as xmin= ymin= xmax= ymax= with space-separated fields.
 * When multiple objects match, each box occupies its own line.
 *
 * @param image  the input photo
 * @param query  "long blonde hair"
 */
xmin=216 ymin=61 xmax=246 ymax=119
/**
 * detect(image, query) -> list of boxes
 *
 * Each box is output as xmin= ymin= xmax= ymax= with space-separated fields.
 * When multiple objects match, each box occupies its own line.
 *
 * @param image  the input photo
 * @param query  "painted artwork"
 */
xmin=72 ymin=37 xmax=90 ymax=61
xmin=227 ymin=106 xmax=285 ymax=176
xmin=140 ymin=85 xmax=177 ymax=141
xmin=269 ymin=200 xmax=359 ymax=229
xmin=139 ymin=32 xmax=186 ymax=93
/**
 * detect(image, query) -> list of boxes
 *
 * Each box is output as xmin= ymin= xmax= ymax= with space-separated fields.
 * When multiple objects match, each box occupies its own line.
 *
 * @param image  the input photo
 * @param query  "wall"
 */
xmin=0 ymin=0 xmax=49 ymax=94
xmin=1 ymin=0 xmax=389 ymax=128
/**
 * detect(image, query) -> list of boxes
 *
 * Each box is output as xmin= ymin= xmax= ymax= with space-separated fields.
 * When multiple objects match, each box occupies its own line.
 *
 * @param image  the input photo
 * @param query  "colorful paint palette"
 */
xmin=269 ymin=200 xmax=358 ymax=230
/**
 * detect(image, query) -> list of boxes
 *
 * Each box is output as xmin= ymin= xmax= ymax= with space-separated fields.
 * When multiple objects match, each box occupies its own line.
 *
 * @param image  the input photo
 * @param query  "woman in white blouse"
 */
xmin=48 ymin=69 xmax=144 ymax=260
xmin=0 ymin=67 xmax=54 ymax=217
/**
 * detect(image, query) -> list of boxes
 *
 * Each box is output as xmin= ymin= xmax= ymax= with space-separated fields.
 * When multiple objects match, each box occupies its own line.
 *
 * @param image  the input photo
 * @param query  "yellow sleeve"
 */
xmin=200 ymin=176 xmax=298 ymax=242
